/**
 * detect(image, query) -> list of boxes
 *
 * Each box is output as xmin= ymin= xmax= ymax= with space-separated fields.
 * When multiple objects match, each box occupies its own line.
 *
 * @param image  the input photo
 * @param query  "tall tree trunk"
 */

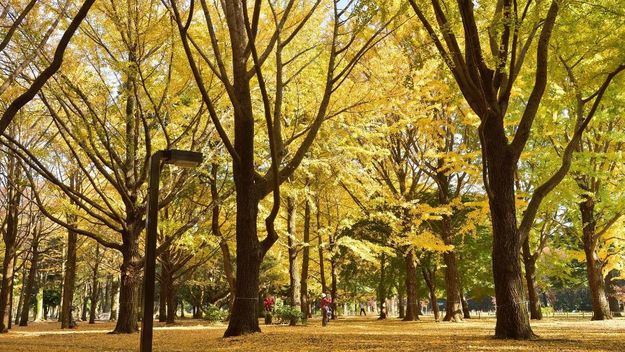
xmin=300 ymin=199 xmax=311 ymax=319
xmin=210 ymin=163 xmax=236 ymax=304
xmin=222 ymin=173 xmax=262 ymax=336
xmin=377 ymin=255 xmax=387 ymax=319
xmin=397 ymin=284 xmax=405 ymax=319
xmin=522 ymin=238 xmax=542 ymax=320
xmin=103 ymin=276 xmax=111 ymax=315
xmin=442 ymin=249 xmax=462 ymax=322
xmin=287 ymin=197 xmax=300 ymax=325
xmin=113 ymin=234 xmax=141 ymax=333
xmin=437 ymin=172 xmax=463 ymax=322
xmin=158 ymin=278 xmax=168 ymax=322
xmin=89 ymin=244 xmax=100 ymax=324
xmin=222 ymin=2 xmax=265 ymax=335
xmin=61 ymin=174 xmax=78 ymax=329
xmin=110 ymin=278 xmax=119 ymax=321
xmin=7 ymin=259 xmax=16 ymax=329
xmin=422 ymin=266 xmax=439 ymax=321
xmin=0 ymin=155 xmax=20 ymax=332
xmin=579 ymin=197 xmax=611 ymax=320
xmin=483 ymin=119 xmax=534 ymax=338
xmin=605 ymin=270 xmax=622 ymax=317
xmin=81 ymin=284 xmax=89 ymax=321
xmin=15 ymin=266 xmax=27 ymax=326
xmin=403 ymin=251 xmax=419 ymax=321
xmin=458 ymin=279 xmax=470 ymax=319
xmin=60 ymin=227 xmax=77 ymax=328
xmin=330 ymin=236 xmax=338 ymax=320
xmin=317 ymin=204 xmax=327 ymax=293
xmin=35 ymin=283 xmax=43 ymax=321
xmin=166 ymin=285 xmax=177 ymax=324
xmin=19 ymin=234 xmax=40 ymax=326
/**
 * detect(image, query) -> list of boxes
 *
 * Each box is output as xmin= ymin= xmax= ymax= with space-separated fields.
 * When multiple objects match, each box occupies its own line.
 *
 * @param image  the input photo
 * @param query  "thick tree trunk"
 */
xmin=377 ymin=254 xmax=387 ymax=319
xmin=89 ymin=245 xmax=100 ymax=324
xmin=436 ymin=171 xmax=463 ymax=322
xmin=579 ymin=198 xmax=611 ymax=320
xmin=35 ymin=284 xmax=43 ymax=321
xmin=317 ymin=201 xmax=327 ymax=293
xmin=61 ymin=226 xmax=77 ymax=328
xmin=112 ymin=239 xmax=141 ymax=333
xmin=7 ymin=259 xmax=16 ymax=329
xmin=19 ymin=236 xmax=39 ymax=326
xmin=110 ymin=278 xmax=119 ymax=321
xmin=458 ymin=279 xmax=471 ymax=319
xmin=166 ymin=285 xmax=177 ymax=324
xmin=210 ymin=163 xmax=236 ymax=303
xmin=442 ymin=249 xmax=462 ymax=322
xmin=422 ymin=266 xmax=439 ymax=320
xmin=81 ymin=284 xmax=89 ymax=321
xmin=300 ymin=199 xmax=311 ymax=319
xmin=0 ymin=245 xmax=16 ymax=332
xmin=222 ymin=172 xmax=262 ymax=336
xmin=522 ymin=239 xmax=542 ymax=320
xmin=397 ymin=284 xmax=405 ymax=319
xmin=605 ymin=270 xmax=622 ymax=317
xmin=15 ymin=266 xmax=27 ymax=326
xmin=222 ymin=2 xmax=265 ymax=336
xmin=483 ymin=118 xmax=534 ymax=339
xmin=330 ymin=236 xmax=338 ymax=320
xmin=287 ymin=197 xmax=301 ymax=325
xmin=0 ymin=167 xmax=19 ymax=332
xmin=158 ymin=278 xmax=168 ymax=322
xmin=403 ymin=251 xmax=419 ymax=321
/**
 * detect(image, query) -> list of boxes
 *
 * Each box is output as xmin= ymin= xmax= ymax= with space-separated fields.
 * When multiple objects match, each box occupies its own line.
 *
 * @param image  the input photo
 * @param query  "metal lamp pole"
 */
xmin=140 ymin=150 xmax=203 ymax=352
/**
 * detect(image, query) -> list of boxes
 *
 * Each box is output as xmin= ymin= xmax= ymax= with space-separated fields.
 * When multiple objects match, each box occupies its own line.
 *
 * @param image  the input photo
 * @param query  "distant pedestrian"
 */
xmin=321 ymin=293 xmax=332 ymax=326
xmin=264 ymin=295 xmax=275 ymax=324
xmin=359 ymin=303 xmax=366 ymax=316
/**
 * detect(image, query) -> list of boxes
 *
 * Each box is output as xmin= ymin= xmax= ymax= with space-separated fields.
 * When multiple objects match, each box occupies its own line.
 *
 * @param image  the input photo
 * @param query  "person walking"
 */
xmin=263 ymin=295 xmax=275 ymax=324
xmin=359 ymin=303 xmax=366 ymax=316
xmin=321 ymin=293 xmax=332 ymax=326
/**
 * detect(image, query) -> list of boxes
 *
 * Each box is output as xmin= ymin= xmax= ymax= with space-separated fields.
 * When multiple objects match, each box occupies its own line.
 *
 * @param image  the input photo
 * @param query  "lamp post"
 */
xmin=140 ymin=150 xmax=203 ymax=352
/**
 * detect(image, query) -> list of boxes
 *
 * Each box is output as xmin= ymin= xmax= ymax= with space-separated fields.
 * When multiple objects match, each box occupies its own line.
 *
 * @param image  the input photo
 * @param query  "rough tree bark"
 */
xmin=403 ymin=251 xmax=419 ymax=321
xmin=522 ymin=238 xmax=542 ymax=320
xmin=286 ymin=196 xmax=301 ymax=325
xmin=1 ymin=153 xmax=22 ymax=332
xmin=60 ymin=212 xmax=77 ymax=327
xmin=300 ymin=199 xmax=311 ymax=319
xmin=579 ymin=197 xmax=611 ymax=320
xmin=422 ymin=265 xmax=439 ymax=321
xmin=19 ymin=229 xmax=40 ymax=326
xmin=605 ymin=270 xmax=622 ymax=317
xmin=377 ymin=254 xmax=387 ymax=320
xmin=110 ymin=278 xmax=119 ymax=321
xmin=89 ymin=244 xmax=100 ymax=324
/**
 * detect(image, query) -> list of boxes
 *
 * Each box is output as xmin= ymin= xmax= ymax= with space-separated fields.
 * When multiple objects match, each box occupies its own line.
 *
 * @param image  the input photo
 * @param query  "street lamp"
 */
xmin=140 ymin=149 xmax=203 ymax=352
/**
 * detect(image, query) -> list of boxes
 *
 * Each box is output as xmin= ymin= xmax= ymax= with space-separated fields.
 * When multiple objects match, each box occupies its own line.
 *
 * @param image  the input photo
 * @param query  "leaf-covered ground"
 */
xmin=1 ymin=316 xmax=624 ymax=351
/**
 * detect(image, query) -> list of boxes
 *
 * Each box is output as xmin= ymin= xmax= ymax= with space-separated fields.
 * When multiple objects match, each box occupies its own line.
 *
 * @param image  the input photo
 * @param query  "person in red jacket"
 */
xmin=263 ymin=295 xmax=275 ymax=324
xmin=320 ymin=293 xmax=332 ymax=326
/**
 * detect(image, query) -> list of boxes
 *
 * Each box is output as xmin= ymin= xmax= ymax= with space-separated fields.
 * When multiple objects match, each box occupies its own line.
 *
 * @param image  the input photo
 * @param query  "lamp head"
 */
xmin=163 ymin=149 xmax=203 ymax=168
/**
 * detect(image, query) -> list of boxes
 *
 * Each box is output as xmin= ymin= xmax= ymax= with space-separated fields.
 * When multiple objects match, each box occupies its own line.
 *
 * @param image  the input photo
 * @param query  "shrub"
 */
xmin=541 ymin=306 xmax=554 ymax=317
xmin=274 ymin=304 xmax=303 ymax=325
xmin=203 ymin=304 xmax=227 ymax=323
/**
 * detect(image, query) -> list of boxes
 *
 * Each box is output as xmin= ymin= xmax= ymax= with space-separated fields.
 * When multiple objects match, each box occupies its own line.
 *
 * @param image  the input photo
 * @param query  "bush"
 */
xmin=541 ymin=306 xmax=554 ymax=317
xmin=203 ymin=304 xmax=227 ymax=323
xmin=274 ymin=304 xmax=303 ymax=325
